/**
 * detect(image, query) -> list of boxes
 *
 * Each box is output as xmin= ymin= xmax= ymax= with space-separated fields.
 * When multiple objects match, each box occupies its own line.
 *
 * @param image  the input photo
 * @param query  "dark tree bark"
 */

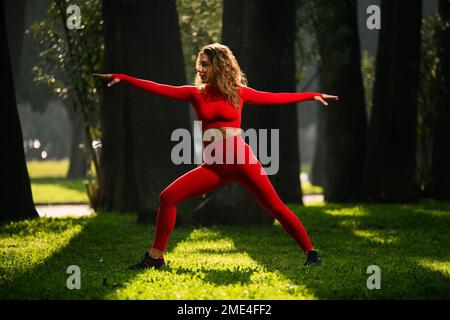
xmin=362 ymin=0 xmax=422 ymax=202
xmin=0 ymin=0 xmax=38 ymax=221
xmin=99 ymin=0 xmax=139 ymax=213
xmin=225 ymin=0 xmax=302 ymax=204
xmin=311 ymin=107 xmax=325 ymax=187
xmin=312 ymin=0 xmax=367 ymax=202
xmin=4 ymin=0 xmax=26 ymax=89
xmin=430 ymin=0 xmax=450 ymax=200
xmin=100 ymin=0 xmax=195 ymax=223
xmin=66 ymin=107 xmax=87 ymax=179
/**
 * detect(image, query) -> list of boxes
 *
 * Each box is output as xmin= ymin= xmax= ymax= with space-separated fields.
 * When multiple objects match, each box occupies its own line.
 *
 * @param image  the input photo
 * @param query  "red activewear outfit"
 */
xmin=112 ymin=74 xmax=323 ymax=254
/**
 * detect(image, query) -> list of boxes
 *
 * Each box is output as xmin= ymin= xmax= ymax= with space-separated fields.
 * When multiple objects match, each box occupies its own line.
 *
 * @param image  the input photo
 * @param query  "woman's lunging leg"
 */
xmin=151 ymin=164 xmax=226 ymax=256
xmin=235 ymin=155 xmax=314 ymax=253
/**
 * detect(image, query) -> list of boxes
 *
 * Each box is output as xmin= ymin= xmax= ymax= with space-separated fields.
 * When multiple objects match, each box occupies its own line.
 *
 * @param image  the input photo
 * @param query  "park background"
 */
xmin=1 ymin=0 xmax=450 ymax=299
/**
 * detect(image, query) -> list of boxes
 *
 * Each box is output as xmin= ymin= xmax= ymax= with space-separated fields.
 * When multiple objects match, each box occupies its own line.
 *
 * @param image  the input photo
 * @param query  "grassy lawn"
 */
xmin=1 ymin=200 xmax=449 ymax=299
xmin=27 ymin=159 xmax=88 ymax=204
xmin=302 ymin=182 xmax=323 ymax=195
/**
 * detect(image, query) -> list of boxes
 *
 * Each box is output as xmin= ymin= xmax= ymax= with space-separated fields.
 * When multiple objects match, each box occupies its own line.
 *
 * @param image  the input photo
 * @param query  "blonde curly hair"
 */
xmin=195 ymin=43 xmax=247 ymax=109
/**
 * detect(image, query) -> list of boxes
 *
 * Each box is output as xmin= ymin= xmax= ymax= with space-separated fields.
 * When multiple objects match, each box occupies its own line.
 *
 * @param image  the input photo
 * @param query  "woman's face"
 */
xmin=197 ymin=54 xmax=213 ymax=84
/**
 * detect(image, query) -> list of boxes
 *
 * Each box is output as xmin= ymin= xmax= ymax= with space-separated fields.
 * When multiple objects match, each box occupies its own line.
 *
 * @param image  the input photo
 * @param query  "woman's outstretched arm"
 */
xmin=94 ymin=73 xmax=194 ymax=102
xmin=241 ymin=86 xmax=338 ymax=106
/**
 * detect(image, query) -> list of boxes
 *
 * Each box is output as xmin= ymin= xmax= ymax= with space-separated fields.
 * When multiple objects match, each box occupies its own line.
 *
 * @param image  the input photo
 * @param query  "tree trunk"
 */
xmin=311 ymin=106 xmax=325 ymax=186
xmin=100 ymin=0 xmax=195 ymax=223
xmin=99 ymin=0 xmax=140 ymax=213
xmin=0 ymin=0 xmax=38 ymax=221
xmin=362 ymin=0 xmax=422 ymax=202
xmin=66 ymin=107 xmax=87 ymax=179
xmin=225 ymin=0 xmax=302 ymax=204
xmin=313 ymin=0 xmax=367 ymax=202
xmin=4 ymin=0 xmax=26 ymax=89
xmin=430 ymin=0 xmax=450 ymax=200
xmin=191 ymin=0 xmax=302 ymax=226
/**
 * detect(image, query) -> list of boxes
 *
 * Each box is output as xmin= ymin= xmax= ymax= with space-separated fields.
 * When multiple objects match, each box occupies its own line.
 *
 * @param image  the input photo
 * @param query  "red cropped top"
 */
xmin=111 ymin=74 xmax=323 ymax=131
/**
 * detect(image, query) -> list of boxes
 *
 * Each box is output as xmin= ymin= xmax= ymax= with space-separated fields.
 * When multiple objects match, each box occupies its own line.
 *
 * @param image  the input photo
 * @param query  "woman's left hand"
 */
xmin=314 ymin=94 xmax=339 ymax=106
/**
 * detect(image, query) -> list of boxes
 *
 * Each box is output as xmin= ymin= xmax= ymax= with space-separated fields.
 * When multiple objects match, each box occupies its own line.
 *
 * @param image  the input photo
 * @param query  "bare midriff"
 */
xmin=206 ymin=127 xmax=242 ymax=143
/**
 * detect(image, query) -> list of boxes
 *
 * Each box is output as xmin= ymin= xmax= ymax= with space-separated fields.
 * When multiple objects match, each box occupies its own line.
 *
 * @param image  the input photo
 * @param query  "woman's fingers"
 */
xmin=107 ymin=78 xmax=120 ymax=87
xmin=93 ymin=73 xmax=112 ymax=79
xmin=315 ymin=96 xmax=328 ymax=106
xmin=323 ymin=94 xmax=339 ymax=100
xmin=93 ymin=73 xmax=120 ymax=86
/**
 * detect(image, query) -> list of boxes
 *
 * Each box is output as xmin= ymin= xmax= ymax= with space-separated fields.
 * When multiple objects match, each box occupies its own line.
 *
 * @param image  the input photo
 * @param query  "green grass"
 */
xmin=27 ymin=159 xmax=88 ymax=204
xmin=1 ymin=200 xmax=449 ymax=299
xmin=27 ymin=159 xmax=70 ymax=178
xmin=302 ymin=182 xmax=323 ymax=195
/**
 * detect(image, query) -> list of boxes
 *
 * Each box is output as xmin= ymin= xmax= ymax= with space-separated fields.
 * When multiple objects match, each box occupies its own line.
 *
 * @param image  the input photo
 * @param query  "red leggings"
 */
xmin=152 ymin=135 xmax=314 ymax=254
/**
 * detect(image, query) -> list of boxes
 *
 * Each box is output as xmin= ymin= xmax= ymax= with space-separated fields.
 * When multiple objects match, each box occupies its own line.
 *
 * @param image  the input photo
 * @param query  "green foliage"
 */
xmin=361 ymin=50 xmax=375 ymax=115
xmin=1 ymin=202 xmax=449 ymax=299
xmin=176 ymin=0 xmax=223 ymax=83
xmin=26 ymin=0 xmax=104 ymax=209
xmin=417 ymin=12 xmax=449 ymax=192
xmin=27 ymin=0 xmax=104 ymax=116
xmin=296 ymin=0 xmax=321 ymax=88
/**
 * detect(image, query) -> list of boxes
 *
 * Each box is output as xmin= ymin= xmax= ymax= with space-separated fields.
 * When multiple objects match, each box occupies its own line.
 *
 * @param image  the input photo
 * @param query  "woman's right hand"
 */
xmin=93 ymin=73 xmax=121 ymax=87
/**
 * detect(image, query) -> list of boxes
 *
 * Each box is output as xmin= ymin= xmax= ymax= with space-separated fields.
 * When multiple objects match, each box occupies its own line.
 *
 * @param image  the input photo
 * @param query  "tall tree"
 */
xmin=224 ymin=0 xmax=302 ymax=205
xmin=312 ymin=0 xmax=367 ymax=202
xmin=0 ymin=0 xmax=39 ymax=221
xmin=100 ymin=0 xmax=195 ymax=223
xmin=362 ymin=0 xmax=422 ymax=202
xmin=430 ymin=0 xmax=450 ymax=200
xmin=192 ymin=0 xmax=302 ymax=226
xmin=66 ymin=107 xmax=87 ymax=179
xmin=4 ymin=0 xmax=26 ymax=89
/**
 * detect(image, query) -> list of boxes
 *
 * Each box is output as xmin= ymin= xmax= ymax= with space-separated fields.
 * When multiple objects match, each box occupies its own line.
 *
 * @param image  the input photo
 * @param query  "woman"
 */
xmin=94 ymin=43 xmax=338 ymax=269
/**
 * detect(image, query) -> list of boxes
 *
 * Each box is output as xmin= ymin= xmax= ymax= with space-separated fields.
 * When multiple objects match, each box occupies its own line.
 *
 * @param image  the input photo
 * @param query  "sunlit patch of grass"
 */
xmin=324 ymin=206 xmax=369 ymax=217
xmin=0 ymin=218 xmax=85 ymax=283
xmin=415 ymin=258 xmax=450 ymax=278
xmin=27 ymin=159 xmax=69 ymax=178
xmin=27 ymin=159 xmax=88 ymax=203
xmin=352 ymin=229 xmax=399 ymax=245
xmin=302 ymin=182 xmax=323 ymax=195
xmin=30 ymin=179 xmax=88 ymax=203
xmin=1 ymin=201 xmax=450 ymax=299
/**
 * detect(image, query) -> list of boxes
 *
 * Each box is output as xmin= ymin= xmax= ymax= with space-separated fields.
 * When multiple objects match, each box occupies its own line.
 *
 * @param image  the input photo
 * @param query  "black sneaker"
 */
xmin=304 ymin=249 xmax=321 ymax=266
xmin=128 ymin=251 xmax=165 ymax=270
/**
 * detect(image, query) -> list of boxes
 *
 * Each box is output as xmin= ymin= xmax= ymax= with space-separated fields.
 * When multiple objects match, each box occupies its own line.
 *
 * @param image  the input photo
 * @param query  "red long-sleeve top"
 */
xmin=112 ymin=74 xmax=323 ymax=131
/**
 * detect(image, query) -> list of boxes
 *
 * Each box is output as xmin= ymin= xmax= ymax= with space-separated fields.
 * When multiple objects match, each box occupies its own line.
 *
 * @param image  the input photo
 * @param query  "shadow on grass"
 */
xmin=0 ymin=212 xmax=193 ymax=299
xmin=212 ymin=201 xmax=450 ymax=299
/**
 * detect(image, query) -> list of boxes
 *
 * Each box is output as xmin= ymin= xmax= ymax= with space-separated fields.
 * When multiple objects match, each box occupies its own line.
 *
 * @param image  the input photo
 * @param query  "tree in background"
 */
xmin=100 ymin=0 xmax=195 ymax=223
xmin=362 ymin=0 xmax=423 ymax=202
xmin=27 ymin=0 xmax=104 ymax=203
xmin=417 ymin=10 xmax=444 ymax=196
xmin=430 ymin=0 xmax=450 ymax=200
xmin=309 ymin=0 xmax=367 ymax=202
xmin=0 ymin=0 xmax=39 ymax=221
xmin=189 ymin=0 xmax=302 ymax=226
xmin=177 ymin=0 xmax=222 ymax=83
xmin=4 ymin=0 xmax=27 ymax=89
